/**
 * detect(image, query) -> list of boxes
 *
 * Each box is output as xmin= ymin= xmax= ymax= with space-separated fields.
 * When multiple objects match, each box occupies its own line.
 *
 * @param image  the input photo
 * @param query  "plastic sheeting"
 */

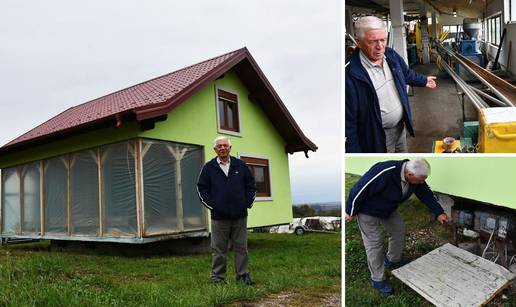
xmin=2 ymin=168 xmax=20 ymax=235
xmin=180 ymin=146 xmax=205 ymax=230
xmin=22 ymin=163 xmax=40 ymax=234
xmin=71 ymin=150 xmax=99 ymax=236
xmin=44 ymin=157 xmax=68 ymax=234
xmin=102 ymin=141 xmax=137 ymax=237
xmin=142 ymin=139 xmax=205 ymax=235
xmin=1 ymin=138 xmax=206 ymax=240
xmin=142 ymin=140 xmax=177 ymax=234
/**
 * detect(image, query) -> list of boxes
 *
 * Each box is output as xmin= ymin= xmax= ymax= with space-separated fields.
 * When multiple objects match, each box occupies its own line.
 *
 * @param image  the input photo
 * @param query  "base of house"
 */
xmin=49 ymin=236 xmax=211 ymax=255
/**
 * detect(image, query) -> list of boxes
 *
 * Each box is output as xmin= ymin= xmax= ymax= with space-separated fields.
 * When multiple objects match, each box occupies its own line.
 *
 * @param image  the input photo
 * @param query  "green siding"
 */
xmin=345 ymin=156 xmax=516 ymax=210
xmin=139 ymin=70 xmax=293 ymax=228
xmin=1 ymin=69 xmax=294 ymax=228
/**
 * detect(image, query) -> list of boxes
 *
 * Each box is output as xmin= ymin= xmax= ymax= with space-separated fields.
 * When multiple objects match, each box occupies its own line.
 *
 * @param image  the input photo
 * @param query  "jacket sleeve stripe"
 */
xmin=197 ymin=185 xmax=213 ymax=210
xmin=196 ymin=168 xmax=213 ymax=210
xmin=350 ymin=166 xmax=396 ymax=216
xmin=249 ymin=191 xmax=256 ymax=208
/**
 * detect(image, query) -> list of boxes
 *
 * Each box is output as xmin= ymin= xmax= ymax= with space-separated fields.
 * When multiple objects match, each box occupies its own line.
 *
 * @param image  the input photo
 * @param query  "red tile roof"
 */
xmin=4 ymin=49 xmax=242 ymax=147
xmin=1 ymin=47 xmax=316 ymax=155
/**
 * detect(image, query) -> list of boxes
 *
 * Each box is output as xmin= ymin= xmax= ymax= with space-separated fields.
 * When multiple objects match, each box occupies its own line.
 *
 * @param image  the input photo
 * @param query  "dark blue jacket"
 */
xmin=197 ymin=156 xmax=256 ymax=220
xmin=345 ymin=48 xmax=428 ymax=153
xmin=345 ymin=160 xmax=444 ymax=219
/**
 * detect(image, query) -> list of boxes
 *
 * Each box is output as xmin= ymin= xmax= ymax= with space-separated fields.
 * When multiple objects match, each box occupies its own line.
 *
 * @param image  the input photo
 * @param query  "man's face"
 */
xmin=214 ymin=139 xmax=231 ymax=160
xmin=357 ymin=29 xmax=387 ymax=62
xmin=405 ymin=172 xmax=427 ymax=185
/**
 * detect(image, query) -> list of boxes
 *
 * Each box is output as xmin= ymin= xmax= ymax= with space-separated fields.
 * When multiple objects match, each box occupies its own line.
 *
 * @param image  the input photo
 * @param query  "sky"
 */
xmin=0 ymin=0 xmax=341 ymax=204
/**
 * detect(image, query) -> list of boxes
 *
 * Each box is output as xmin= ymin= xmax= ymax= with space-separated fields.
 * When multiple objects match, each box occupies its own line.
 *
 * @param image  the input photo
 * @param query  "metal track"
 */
xmin=435 ymin=42 xmax=516 ymax=107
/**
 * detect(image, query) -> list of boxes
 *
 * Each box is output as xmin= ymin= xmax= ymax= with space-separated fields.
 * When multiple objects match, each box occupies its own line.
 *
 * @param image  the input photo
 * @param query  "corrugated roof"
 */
xmin=1 ymin=47 xmax=317 ymax=155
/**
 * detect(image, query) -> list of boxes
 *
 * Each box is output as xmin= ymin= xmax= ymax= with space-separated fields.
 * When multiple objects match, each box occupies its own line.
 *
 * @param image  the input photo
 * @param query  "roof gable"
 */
xmin=1 ymin=48 xmax=316 ymax=155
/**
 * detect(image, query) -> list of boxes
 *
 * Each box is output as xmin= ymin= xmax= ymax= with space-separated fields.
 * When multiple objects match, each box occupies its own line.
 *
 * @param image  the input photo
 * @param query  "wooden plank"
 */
xmin=97 ymin=148 xmax=103 ymax=237
xmin=40 ymin=161 xmax=45 ymax=235
xmin=134 ymin=139 xmax=144 ymax=238
xmin=392 ymin=243 xmax=515 ymax=307
xmin=18 ymin=167 xmax=24 ymax=235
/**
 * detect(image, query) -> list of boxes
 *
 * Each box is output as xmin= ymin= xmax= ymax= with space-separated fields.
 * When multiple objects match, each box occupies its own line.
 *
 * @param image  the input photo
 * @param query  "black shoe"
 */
xmin=211 ymin=278 xmax=227 ymax=285
xmin=237 ymin=273 xmax=256 ymax=286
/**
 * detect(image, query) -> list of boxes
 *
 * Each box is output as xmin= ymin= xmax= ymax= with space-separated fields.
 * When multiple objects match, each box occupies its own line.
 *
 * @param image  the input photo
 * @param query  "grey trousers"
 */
xmin=357 ymin=211 xmax=405 ymax=282
xmin=210 ymin=217 xmax=249 ymax=281
xmin=385 ymin=121 xmax=407 ymax=153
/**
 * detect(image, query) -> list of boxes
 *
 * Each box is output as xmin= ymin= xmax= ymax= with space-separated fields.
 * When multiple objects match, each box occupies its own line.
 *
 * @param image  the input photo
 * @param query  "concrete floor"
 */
xmin=407 ymin=63 xmax=478 ymax=153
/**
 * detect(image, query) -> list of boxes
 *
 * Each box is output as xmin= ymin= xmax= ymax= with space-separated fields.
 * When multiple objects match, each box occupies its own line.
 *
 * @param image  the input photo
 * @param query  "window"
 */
xmin=487 ymin=14 xmax=502 ymax=45
xmin=241 ymin=156 xmax=271 ymax=199
xmin=217 ymin=89 xmax=240 ymax=134
xmin=510 ymin=0 xmax=516 ymax=22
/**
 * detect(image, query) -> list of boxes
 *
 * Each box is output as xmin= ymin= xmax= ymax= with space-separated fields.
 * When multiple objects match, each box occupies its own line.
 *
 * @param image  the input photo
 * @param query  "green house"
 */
xmin=0 ymin=48 xmax=317 ymax=243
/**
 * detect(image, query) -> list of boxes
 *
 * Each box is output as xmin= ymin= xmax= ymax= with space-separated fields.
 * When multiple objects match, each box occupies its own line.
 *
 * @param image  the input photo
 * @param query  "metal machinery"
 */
xmin=434 ymin=20 xmax=516 ymax=153
xmin=456 ymin=19 xmax=484 ymax=79
xmin=448 ymin=196 xmax=516 ymax=271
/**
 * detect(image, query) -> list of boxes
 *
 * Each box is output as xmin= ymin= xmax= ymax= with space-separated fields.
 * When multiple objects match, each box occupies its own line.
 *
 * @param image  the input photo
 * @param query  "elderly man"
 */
xmin=345 ymin=158 xmax=448 ymax=295
xmin=346 ymin=16 xmax=437 ymax=153
xmin=197 ymin=136 xmax=256 ymax=285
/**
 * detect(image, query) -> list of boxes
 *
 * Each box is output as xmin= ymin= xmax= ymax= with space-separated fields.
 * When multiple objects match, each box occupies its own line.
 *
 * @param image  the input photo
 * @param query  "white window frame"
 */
xmin=238 ymin=153 xmax=273 ymax=201
xmin=215 ymin=86 xmax=242 ymax=137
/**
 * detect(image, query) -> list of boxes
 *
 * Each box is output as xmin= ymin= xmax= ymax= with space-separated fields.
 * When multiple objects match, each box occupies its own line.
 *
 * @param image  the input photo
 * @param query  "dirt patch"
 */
xmin=229 ymin=288 xmax=341 ymax=307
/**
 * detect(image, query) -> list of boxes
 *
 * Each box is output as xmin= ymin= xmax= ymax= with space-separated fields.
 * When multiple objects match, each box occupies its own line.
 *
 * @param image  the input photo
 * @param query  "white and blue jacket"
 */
xmin=345 ymin=160 xmax=444 ymax=219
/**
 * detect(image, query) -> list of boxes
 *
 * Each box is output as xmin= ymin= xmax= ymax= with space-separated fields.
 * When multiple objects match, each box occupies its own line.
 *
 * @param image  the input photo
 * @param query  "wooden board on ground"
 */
xmin=392 ymin=243 xmax=515 ymax=307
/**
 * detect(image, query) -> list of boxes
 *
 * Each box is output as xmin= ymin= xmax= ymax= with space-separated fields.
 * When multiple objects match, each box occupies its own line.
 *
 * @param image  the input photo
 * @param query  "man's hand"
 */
xmin=345 ymin=214 xmax=353 ymax=222
xmin=426 ymin=76 xmax=437 ymax=89
xmin=437 ymin=213 xmax=448 ymax=224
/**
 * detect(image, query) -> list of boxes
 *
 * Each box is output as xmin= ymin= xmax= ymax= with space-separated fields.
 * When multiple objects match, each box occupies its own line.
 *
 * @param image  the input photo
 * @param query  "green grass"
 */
xmin=0 ymin=233 xmax=340 ymax=306
xmin=345 ymin=173 xmax=516 ymax=306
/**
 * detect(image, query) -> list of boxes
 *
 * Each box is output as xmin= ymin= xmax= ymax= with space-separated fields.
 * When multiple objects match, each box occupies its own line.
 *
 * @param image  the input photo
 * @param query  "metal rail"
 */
xmin=433 ymin=50 xmax=487 ymax=111
xmin=435 ymin=41 xmax=516 ymax=107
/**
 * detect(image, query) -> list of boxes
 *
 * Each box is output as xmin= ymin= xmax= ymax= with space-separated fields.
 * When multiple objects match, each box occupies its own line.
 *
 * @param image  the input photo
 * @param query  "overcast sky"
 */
xmin=1 ymin=0 xmax=341 ymax=204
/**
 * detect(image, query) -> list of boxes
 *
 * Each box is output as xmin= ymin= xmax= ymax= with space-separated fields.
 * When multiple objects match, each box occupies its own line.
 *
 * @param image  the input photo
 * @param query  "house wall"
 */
xmin=345 ymin=157 xmax=516 ymax=210
xmin=139 ymin=69 xmax=293 ymax=228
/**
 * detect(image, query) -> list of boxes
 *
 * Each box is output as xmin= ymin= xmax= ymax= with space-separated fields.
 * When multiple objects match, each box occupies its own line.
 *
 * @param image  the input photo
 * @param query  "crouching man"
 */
xmin=345 ymin=158 xmax=448 ymax=295
xmin=197 ymin=136 xmax=256 ymax=285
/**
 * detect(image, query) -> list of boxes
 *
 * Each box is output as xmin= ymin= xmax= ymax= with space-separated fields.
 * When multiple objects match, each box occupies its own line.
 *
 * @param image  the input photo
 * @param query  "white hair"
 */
xmin=354 ymin=16 xmax=387 ymax=39
xmin=406 ymin=159 xmax=431 ymax=177
xmin=213 ymin=135 xmax=231 ymax=148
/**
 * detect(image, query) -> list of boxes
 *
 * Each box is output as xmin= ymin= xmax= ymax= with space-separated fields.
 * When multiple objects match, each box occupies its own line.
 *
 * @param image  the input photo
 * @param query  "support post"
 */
xmin=97 ymin=148 xmax=103 ymax=237
xmin=390 ymin=0 xmax=408 ymax=63
xmin=420 ymin=4 xmax=430 ymax=63
xmin=40 ymin=161 xmax=45 ymax=236
xmin=18 ymin=167 xmax=24 ymax=235
xmin=67 ymin=156 xmax=72 ymax=236
xmin=168 ymin=146 xmax=187 ymax=232
xmin=432 ymin=11 xmax=438 ymax=41
xmin=134 ymin=139 xmax=144 ymax=238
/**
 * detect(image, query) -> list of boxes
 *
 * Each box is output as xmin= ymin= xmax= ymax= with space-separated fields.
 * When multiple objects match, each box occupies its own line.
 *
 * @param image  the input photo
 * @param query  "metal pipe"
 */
xmin=436 ymin=42 xmax=515 ymax=107
xmin=455 ymin=53 xmax=515 ymax=107
xmin=468 ymin=86 xmax=510 ymax=107
xmin=434 ymin=50 xmax=486 ymax=110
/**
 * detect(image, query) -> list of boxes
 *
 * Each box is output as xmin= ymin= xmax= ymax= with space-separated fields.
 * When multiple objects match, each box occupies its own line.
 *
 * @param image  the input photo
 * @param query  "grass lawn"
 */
xmin=0 ymin=232 xmax=340 ymax=307
xmin=345 ymin=173 xmax=516 ymax=307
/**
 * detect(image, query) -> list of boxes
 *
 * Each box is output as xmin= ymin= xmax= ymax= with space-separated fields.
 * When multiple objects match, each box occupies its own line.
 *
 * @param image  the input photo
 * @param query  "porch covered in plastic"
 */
xmin=1 ymin=138 xmax=208 ymax=243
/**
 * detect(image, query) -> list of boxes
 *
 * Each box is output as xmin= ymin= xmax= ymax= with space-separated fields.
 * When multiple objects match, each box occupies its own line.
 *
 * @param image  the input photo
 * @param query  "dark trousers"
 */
xmin=210 ymin=217 xmax=249 ymax=281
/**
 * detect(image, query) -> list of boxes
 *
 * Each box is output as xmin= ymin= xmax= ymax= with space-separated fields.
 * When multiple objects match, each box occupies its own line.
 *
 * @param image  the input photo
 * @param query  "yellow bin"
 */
xmin=478 ymin=107 xmax=516 ymax=153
